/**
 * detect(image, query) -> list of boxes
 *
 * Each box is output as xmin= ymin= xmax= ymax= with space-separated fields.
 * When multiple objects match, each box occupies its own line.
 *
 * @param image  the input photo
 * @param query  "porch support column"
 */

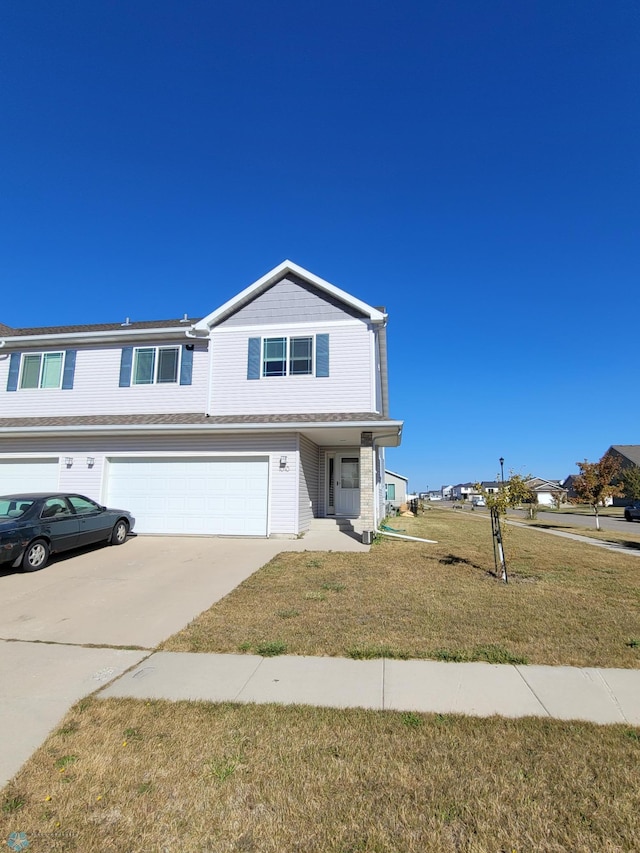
xmin=359 ymin=434 xmax=375 ymax=541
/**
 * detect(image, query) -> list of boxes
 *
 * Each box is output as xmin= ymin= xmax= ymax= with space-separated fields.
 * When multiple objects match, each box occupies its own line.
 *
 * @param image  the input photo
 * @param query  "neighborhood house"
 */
xmin=384 ymin=469 xmax=409 ymax=510
xmin=0 ymin=261 xmax=403 ymax=542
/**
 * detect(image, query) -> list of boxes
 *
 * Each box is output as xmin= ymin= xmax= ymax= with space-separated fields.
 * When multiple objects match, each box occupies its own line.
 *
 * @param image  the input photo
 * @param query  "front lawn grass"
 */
xmin=162 ymin=509 xmax=640 ymax=668
xmin=2 ymin=697 xmax=639 ymax=853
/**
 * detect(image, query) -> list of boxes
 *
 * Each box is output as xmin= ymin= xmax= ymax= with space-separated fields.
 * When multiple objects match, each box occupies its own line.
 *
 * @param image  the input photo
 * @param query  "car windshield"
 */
xmin=0 ymin=499 xmax=35 ymax=519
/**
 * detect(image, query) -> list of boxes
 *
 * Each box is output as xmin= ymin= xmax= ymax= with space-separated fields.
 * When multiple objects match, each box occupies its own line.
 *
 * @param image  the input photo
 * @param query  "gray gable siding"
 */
xmin=219 ymin=275 xmax=367 ymax=327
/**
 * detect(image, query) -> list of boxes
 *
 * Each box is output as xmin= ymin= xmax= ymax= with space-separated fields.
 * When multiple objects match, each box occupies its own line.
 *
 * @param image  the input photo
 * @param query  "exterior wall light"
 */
xmin=87 ymin=457 xmax=95 ymax=468
xmin=280 ymin=456 xmax=288 ymax=469
xmin=64 ymin=457 xmax=74 ymax=467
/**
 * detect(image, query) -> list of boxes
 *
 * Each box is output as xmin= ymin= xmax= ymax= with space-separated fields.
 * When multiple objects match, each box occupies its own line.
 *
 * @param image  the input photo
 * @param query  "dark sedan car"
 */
xmin=0 ymin=493 xmax=135 ymax=571
xmin=624 ymin=502 xmax=640 ymax=522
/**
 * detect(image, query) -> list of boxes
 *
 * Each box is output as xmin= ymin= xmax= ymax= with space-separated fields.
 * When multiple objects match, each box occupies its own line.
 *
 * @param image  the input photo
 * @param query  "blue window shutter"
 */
xmin=180 ymin=346 xmax=193 ymax=385
xmin=7 ymin=352 xmax=20 ymax=391
xmin=62 ymin=350 xmax=77 ymax=389
xmin=247 ymin=338 xmax=261 ymax=380
xmin=316 ymin=334 xmax=329 ymax=377
xmin=119 ymin=347 xmax=133 ymax=387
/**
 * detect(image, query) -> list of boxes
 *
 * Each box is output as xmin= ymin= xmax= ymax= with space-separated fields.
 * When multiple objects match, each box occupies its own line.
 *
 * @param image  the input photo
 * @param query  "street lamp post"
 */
xmin=499 ymin=457 xmax=504 ymax=483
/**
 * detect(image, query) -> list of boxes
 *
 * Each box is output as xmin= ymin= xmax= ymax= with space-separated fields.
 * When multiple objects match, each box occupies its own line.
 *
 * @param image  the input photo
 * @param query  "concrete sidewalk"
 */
xmin=0 ymin=641 xmax=147 ymax=788
xmin=100 ymin=651 xmax=640 ymax=726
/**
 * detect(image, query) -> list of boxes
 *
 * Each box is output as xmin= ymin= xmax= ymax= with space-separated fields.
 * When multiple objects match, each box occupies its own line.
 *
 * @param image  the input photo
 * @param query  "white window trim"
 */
xmin=262 ymin=335 xmax=314 ymax=378
xmin=132 ymin=345 xmax=182 ymax=386
xmin=19 ymin=351 xmax=65 ymax=390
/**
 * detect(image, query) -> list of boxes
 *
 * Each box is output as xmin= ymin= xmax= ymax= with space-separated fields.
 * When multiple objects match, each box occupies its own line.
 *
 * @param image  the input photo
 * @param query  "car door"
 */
xmin=40 ymin=497 xmax=80 ymax=553
xmin=68 ymin=495 xmax=112 ymax=546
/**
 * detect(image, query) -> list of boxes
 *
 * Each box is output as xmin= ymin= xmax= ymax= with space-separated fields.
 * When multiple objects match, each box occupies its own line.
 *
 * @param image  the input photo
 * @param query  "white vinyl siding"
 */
xmin=0 ymin=344 xmax=208 ymax=417
xmin=298 ymin=434 xmax=319 ymax=531
xmin=210 ymin=321 xmax=375 ymax=415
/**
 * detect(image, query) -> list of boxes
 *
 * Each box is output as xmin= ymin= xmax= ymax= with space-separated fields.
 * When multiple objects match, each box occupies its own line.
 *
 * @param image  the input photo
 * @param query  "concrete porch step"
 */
xmin=308 ymin=517 xmax=358 ymax=533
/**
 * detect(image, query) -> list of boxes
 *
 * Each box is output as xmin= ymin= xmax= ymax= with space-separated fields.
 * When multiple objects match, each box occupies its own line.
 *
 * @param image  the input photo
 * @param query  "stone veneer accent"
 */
xmin=358 ymin=443 xmax=375 ymax=534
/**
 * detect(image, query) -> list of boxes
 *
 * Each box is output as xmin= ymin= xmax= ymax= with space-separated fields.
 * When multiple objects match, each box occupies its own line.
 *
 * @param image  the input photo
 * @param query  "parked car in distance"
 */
xmin=624 ymin=502 xmax=640 ymax=522
xmin=0 ymin=493 xmax=135 ymax=572
xmin=472 ymin=497 xmax=486 ymax=507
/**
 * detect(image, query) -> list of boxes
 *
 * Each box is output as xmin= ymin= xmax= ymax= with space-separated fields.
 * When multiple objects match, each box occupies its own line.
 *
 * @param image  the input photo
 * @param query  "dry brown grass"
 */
xmin=2 ymin=698 xmax=639 ymax=852
xmin=162 ymin=510 xmax=640 ymax=668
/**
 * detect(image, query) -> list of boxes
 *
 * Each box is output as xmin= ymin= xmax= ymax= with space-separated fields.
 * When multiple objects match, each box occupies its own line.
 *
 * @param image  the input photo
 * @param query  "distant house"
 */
xmin=525 ymin=477 xmax=568 ymax=507
xmin=385 ymin=470 xmax=408 ymax=509
xmin=604 ymin=445 xmax=640 ymax=506
xmin=441 ymin=485 xmax=454 ymax=500
xmin=480 ymin=481 xmax=501 ymax=495
xmin=451 ymin=482 xmax=479 ymax=501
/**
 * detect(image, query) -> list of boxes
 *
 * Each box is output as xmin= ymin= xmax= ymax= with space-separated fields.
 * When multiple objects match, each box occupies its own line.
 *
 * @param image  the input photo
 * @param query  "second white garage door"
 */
xmin=106 ymin=456 xmax=269 ymax=536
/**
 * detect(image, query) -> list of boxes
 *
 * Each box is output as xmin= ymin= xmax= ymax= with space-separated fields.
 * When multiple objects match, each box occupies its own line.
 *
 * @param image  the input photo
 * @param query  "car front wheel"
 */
xmin=22 ymin=539 xmax=50 ymax=572
xmin=110 ymin=519 xmax=129 ymax=545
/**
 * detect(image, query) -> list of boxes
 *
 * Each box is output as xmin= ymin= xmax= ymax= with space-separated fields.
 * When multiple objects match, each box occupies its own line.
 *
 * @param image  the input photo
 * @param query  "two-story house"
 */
xmin=0 ymin=261 xmax=403 ymax=541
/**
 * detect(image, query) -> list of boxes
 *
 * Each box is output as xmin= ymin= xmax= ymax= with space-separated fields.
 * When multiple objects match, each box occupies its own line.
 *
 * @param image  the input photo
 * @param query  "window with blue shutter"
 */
xmin=119 ymin=347 xmax=133 ymax=387
xmin=180 ymin=346 xmax=193 ymax=385
xmin=6 ymin=352 xmax=20 ymax=391
xmin=61 ymin=350 xmax=77 ymax=390
xmin=247 ymin=338 xmax=261 ymax=380
xmin=316 ymin=334 xmax=330 ymax=377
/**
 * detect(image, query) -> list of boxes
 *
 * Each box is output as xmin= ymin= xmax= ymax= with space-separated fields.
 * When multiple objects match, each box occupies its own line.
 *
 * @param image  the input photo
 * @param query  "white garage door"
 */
xmin=106 ymin=456 xmax=269 ymax=536
xmin=0 ymin=459 xmax=59 ymax=494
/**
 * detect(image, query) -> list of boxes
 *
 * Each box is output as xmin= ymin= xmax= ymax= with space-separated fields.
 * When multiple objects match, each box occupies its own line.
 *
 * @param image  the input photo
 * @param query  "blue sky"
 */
xmin=1 ymin=1 xmax=638 ymax=490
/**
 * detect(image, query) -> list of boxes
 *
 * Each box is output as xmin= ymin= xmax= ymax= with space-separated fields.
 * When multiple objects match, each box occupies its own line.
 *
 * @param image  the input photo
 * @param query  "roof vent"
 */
xmin=121 ymin=317 xmax=132 ymax=327
xmin=179 ymin=313 xmax=190 ymax=323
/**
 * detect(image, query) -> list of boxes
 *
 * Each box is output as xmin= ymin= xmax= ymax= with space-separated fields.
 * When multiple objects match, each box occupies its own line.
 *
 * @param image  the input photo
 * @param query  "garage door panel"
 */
xmin=0 ymin=459 xmax=59 ymax=494
xmin=106 ymin=457 xmax=269 ymax=536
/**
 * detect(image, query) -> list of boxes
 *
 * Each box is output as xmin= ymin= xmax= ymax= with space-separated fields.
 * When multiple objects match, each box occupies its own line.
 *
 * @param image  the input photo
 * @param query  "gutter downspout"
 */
xmin=371 ymin=431 xmax=401 ymax=532
xmin=377 ymin=529 xmax=437 ymax=544
xmin=185 ymin=326 xmax=213 ymax=417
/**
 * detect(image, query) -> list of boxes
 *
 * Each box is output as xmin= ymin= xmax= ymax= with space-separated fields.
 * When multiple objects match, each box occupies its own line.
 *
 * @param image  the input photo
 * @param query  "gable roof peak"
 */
xmin=193 ymin=260 xmax=387 ymax=330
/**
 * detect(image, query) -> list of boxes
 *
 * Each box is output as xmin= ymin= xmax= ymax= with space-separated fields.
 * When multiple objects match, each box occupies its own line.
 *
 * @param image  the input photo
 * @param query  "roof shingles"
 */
xmin=1 ymin=318 xmax=202 ymax=337
xmin=0 ymin=412 xmax=392 ymax=429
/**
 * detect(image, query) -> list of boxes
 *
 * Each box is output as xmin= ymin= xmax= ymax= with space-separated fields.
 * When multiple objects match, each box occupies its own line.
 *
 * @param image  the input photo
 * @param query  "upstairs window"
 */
xmin=289 ymin=336 xmax=313 ymax=375
xmin=263 ymin=337 xmax=287 ymax=377
xmin=262 ymin=336 xmax=313 ymax=377
xmin=133 ymin=347 xmax=180 ymax=385
xmin=247 ymin=334 xmax=328 ymax=380
xmin=20 ymin=352 xmax=64 ymax=389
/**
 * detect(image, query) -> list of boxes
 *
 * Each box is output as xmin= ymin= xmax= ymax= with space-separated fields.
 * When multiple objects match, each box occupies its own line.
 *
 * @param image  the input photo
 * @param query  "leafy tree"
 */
xmin=550 ymin=489 xmax=565 ymax=510
xmin=571 ymin=455 xmax=624 ymax=529
xmin=477 ymin=473 xmax=535 ymax=516
xmin=621 ymin=466 xmax=640 ymax=502
xmin=475 ymin=472 xmax=535 ymax=582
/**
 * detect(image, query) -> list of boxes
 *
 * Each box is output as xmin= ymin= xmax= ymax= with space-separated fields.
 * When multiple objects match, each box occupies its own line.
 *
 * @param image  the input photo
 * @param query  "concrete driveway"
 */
xmin=0 ymin=534 xmax=301 ymax=648
xmin=1 ymin=530 xmax=364 ymax=788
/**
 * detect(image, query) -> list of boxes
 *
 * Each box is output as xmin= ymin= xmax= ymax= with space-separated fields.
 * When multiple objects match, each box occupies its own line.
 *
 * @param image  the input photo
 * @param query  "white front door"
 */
xmin=335 ymin=455 xmax=360 ymax=517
